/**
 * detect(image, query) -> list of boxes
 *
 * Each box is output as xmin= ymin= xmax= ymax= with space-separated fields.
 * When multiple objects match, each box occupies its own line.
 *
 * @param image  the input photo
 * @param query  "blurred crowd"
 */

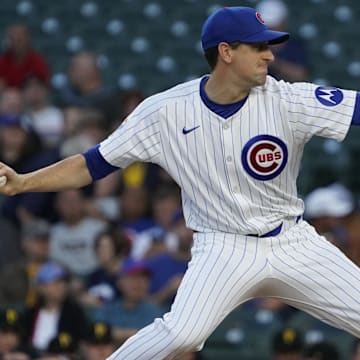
xmin=0 ymin=0 xmax=359 ymax=359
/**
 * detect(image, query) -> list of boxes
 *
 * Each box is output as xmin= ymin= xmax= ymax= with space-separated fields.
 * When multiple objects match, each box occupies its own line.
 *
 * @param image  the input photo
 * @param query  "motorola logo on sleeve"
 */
xmin=315 ymin=86 xmax=344 ymax=106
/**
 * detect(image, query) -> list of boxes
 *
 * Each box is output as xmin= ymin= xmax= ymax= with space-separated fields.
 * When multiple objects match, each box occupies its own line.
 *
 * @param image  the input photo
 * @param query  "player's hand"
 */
xmin=0 ymin=162 xmax=25 ymax=196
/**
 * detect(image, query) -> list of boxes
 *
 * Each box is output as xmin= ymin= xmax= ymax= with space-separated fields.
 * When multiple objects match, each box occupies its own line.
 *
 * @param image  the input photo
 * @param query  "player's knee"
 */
xmin=168 ymin=332 xmax=195 ymax=351
xmin=162 ymin=324 xmax=205 ymax=352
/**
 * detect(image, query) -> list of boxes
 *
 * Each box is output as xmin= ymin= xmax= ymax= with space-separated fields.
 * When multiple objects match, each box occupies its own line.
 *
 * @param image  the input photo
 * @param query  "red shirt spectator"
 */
xmin=0 ymin=24 xmax=49 ymax=89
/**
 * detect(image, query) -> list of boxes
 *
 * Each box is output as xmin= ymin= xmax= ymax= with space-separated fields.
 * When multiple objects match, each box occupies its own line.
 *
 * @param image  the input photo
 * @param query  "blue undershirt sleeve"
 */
xmin=351 ymin=92 xmax=360 ymax=125
xmin=82 ymin=144 xmax=120 ymax=181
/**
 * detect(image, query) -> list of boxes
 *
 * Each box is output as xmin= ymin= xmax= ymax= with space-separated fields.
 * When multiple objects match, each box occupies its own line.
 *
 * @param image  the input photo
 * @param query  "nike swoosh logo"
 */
xmin=182 ymin=125 xmax=200 ymax=135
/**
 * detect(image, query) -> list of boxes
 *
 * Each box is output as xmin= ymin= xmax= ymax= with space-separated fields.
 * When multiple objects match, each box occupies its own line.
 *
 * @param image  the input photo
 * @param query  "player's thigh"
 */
xmin=167 ymin=232 xmax=267 ymax=341
xmin=271 ymin=221 xmax=360 ymax=337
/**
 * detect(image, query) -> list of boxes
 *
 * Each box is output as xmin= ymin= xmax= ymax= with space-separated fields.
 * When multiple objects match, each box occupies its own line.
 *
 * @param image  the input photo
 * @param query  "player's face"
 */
xmin=231 ymin=42 xmax=274 ymax=87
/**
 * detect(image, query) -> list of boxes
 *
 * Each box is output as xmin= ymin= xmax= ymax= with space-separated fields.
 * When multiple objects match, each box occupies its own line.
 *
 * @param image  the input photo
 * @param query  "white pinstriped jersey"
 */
xmin=99 ymin=76 xmax=356 ymax=235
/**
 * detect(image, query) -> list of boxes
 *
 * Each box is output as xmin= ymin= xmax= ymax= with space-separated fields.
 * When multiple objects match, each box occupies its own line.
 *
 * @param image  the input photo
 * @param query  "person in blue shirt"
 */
xmin=94 ymin=258 xmax=163 ymax=345
xmin=146 ymin=209 xmax=193 ymax=309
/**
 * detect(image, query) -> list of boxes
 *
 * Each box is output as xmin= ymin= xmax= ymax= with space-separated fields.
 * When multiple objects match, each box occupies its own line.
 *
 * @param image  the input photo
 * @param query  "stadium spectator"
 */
xmin=94 ymin=258 xmax=163 ymax=345
xmin=304 ymin=183 xmax=356 ymax=259
xmin=256 ymin=0 xmax=309 ymax=82
xmin=0 ymin=24 xmax=49 ymax=91
xmin=50 ymin=189 xmax=107 ymax=277
xmin=131 ymin=185 xmax=181 ymax=260
xmin=73 ymin=109 xmax=107 ymax=145
xmin=118 ymin=185 xmax=155 ymax=244
xmin=60 ymin=107 xmax=108 ymax=153
xmin=0 ymin=309 xmax=24 ymax=357
xmin=56 ymin=51 xmax=121 ymax=126
xmin=73 ymin=109 xmax=121 ymax=217
xmin=146 ymin=209 xmax=192 ymax=308
xmin=80 ymin=226 xmax=130 ymax=306
xmin=22 ymin=75 xmax=64 ymax=148
xmin=272 ymin=327 xmax=304 ymax=360
xmin=62 ymin=106 xmax=85 ymax=139
xmin=39 ymin=331 xmax=79 ymax=360
xmin=23 ymin=261 xmax=88 ymax=353
xmin=0 ymin=114 xmax=59 ymax=224
xmin=58 ymin=107 xmax=121 ymax=222
xmin=0 ymin=219 xmax=50 ymax=308
xmin=79 ymin=322 xmax=115 ymax=360
xmin=0 ymin=87 xmax=24 ymax=115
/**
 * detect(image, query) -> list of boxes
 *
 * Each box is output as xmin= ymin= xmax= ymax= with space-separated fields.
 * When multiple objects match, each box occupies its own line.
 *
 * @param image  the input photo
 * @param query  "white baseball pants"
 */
xmin=107 ymin=221 xmax=360 ymax=359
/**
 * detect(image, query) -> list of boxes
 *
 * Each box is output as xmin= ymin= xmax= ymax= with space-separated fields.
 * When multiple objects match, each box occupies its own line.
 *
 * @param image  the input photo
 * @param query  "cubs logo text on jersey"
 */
xmin=241 ymin=134 xmax=288 ymax=181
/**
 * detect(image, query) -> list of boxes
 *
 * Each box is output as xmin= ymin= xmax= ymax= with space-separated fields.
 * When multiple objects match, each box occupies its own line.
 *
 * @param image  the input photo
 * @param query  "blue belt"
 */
xmin=247 ymin=223 xmax=282 ymax=238
xmin=247 ymin=215 xmax=302 ymax=238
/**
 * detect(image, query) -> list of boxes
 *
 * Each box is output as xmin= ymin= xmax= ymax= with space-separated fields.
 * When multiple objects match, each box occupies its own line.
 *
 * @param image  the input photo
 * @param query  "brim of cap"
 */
xmin=242 ymin=29 xmax=289 ymax=45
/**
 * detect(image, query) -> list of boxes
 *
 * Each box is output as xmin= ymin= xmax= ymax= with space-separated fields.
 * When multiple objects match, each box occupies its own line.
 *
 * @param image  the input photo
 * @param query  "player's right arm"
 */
xmin=0 ymin=154 xmax=93 ymax=195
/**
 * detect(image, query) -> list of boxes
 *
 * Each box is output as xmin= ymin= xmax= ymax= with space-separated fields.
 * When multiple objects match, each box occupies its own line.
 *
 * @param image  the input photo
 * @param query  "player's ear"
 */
xmin=217 ymin=42 xmax=233 ymax=64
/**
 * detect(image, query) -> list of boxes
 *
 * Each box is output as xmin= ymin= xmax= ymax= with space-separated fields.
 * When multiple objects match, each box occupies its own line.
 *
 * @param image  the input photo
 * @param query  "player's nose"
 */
xmin=263 ymin=48 xmax=275 ymax=62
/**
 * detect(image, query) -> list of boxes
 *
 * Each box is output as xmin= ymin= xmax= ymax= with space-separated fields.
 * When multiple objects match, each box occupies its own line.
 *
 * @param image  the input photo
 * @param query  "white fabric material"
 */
xmin=32 ymin=309 xmax=60 ymax=350
xmin=50 ymin=217 xmax=106 ymax=276
xmin=30 ymin=106 xmax=64 ymax=147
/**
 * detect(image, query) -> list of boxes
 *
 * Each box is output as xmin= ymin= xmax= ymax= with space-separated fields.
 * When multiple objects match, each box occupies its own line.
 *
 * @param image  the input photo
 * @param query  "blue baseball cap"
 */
xmin=0 ymin=114 xmax=22 ymax=127
xmin=36 ymin=262 xmax=69 ymax=284
xmin=120 ymin=258 xmax=151 ymax=277
xmin=0 ymin=113 xmax=33 ymax=132
xmin=201 ymin=6 xmax=289 ymax=51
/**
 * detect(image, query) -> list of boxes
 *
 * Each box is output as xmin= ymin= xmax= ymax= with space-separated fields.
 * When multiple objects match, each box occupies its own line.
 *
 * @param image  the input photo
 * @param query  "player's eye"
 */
xmin=251 ymin=42 xmax=270 ymax=52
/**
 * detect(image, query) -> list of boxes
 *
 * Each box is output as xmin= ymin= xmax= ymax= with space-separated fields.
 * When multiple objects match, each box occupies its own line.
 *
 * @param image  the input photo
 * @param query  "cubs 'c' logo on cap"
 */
xmin=315 ymin=86 xmax=344 ymax=106
xmin=255 ymin=12 xmax=265 ymax=24
xmin=241 ymin=135 xmax=288 ymax=181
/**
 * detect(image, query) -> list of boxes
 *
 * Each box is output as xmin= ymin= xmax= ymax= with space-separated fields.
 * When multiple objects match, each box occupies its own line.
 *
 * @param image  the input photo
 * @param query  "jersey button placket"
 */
xmin=222 ymin=121 xmax=239 ymax=194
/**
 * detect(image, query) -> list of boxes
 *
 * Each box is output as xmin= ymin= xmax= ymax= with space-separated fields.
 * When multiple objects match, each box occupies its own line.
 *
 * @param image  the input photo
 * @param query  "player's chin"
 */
xmin=255 ymin=75 xmax=267 ymax=86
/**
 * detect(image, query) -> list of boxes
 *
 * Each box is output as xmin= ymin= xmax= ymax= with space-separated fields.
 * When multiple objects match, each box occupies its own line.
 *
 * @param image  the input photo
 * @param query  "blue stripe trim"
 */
xmin=200 ymin=76 xmax=247 ymax=119
xmin=351 ymin=92 xmax=360 ymax=125
xmin=82 ymin=144 xmax=119 ymax=181
xmin=248 ymin=215 xmax=302 ymax=238
xmin=260 ymin=223 xmax=282 ymax=237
